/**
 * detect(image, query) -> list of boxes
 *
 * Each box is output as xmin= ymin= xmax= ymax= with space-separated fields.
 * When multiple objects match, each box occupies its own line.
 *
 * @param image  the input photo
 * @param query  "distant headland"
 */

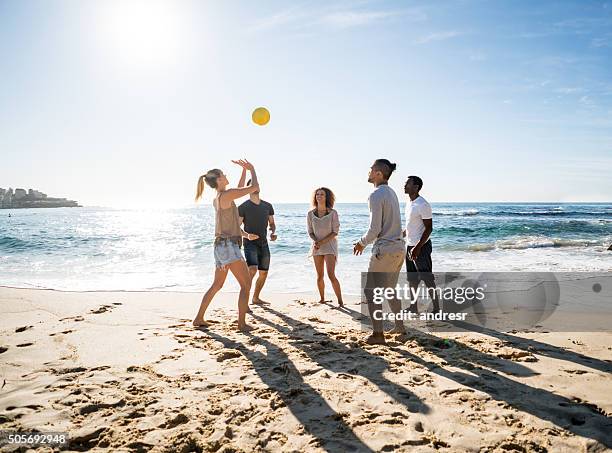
xmin=0 ymin=188 xmax=80 ymax=209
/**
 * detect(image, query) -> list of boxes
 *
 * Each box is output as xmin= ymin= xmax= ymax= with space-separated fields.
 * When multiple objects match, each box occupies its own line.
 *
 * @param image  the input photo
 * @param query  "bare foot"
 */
xmin=365 ymin=333 xmax=386 ymax=345
xmin=387 ymin=325 xmax=406 ymax=335
xmin=192 ymin=318 xmax=209 ymax=328
xmin=252 ymin=298 xmax=270 ymax=305
xmin=238 ymin=323 xmax=254 ymax=332
xmin=338 ymin=300 xmax=344 ymax=307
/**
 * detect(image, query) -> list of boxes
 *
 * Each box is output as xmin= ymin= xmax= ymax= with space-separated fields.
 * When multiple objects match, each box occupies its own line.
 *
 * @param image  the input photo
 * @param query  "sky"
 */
xmin=0 ymin=0 xmax=611 ymax=207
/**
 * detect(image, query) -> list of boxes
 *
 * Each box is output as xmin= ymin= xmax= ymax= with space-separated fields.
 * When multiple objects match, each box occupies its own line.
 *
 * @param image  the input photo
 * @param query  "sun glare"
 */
xmin=99 ymin=0 xmax=187 ymax=67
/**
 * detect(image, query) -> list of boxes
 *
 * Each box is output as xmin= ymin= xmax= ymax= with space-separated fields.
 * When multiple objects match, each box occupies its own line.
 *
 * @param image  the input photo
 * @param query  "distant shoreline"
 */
xmin=1 ymin=205 xmax=81 ymax=209
xmin=11 ymin=201 xmax=612 ymax=210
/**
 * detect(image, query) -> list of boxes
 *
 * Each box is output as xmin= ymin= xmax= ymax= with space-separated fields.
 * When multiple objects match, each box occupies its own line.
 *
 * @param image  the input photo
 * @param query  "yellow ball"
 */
xmin=252 ymin=107 xmax=270 ymax=126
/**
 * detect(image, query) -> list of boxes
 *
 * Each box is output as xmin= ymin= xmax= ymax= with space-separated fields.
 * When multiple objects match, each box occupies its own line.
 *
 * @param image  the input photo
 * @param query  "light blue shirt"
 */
xmin=359 ymin=184 xmax=405 ymax=255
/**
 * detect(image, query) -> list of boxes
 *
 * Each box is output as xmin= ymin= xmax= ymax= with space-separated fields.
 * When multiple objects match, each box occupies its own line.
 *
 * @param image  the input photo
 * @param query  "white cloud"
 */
xmin=414 ymin=30 xmax=464 ymax=45
xmin=555 ymin=87 xmax=583 ymax=94
xmin=591 ymin=36 xmax=612 ymax=47
xmin=249 ymin=6 xmax=308 ymax=32
xmin=319 ymin=10 xmax=404 ymax=29
xmin=250 ymin=5 xmax=424 ymax=33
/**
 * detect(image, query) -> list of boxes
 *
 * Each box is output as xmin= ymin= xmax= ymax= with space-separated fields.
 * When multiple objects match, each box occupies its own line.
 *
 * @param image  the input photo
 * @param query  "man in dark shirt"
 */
xmin=238 ymin=183 xmax=277 ymax=305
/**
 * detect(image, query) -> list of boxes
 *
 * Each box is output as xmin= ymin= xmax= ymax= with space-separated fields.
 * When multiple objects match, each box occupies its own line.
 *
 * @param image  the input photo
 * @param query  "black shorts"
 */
xmin=243 ymin=240 xmax=271 ymax=271
xmin=406 ymin=240 xmax=434 ymax=284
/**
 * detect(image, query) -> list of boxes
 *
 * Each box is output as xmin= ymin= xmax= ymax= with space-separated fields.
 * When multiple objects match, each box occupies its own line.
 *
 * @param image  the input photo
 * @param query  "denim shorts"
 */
xmin=243 ymin=239 xmax=271 ymax=271
xmin=213 ymin=239 xmax=243 ymax=268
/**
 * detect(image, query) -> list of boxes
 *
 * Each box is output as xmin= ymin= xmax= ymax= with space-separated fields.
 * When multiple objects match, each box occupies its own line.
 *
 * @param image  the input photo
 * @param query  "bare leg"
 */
xmin=324 ymin=255 xmax=343 ymax=306
xmin=313 ymin=255 xmax=325 ymax=303
xmin=246 ymin=265 xmax=257 ymax=311
xmin=228 ymin=259 xmax=253 ymax=331
xmin=252 ymin=270 xmax=269 ymax=304
xmin=193 ymin=267 xmax=228 ymax=326
xmin=387 ymin=283 xmax=408 ymax=334
xmin=404 ymin=278 xmax=418 ymax=314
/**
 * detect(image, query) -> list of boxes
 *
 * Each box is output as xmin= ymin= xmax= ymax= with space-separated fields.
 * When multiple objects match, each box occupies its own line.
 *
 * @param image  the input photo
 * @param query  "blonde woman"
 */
xmin=307 ymin=187 xmax=344 ymax=307
xmin=193 ymin=159 xmax=259 ymax=331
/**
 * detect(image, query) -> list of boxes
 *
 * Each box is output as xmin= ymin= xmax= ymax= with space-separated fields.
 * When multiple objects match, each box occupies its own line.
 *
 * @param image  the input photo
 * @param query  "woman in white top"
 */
xmin=307 ymin=187 xmax=344 ymax=306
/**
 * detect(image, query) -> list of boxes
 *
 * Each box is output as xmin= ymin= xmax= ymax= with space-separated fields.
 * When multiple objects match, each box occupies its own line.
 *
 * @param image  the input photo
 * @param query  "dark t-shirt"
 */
xmin=238 ymin=199 xmax=274 ymax=243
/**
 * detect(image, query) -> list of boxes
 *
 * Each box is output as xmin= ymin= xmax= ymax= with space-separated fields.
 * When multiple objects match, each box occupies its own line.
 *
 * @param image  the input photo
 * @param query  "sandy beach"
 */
xmin=1 ymin=286 xmax=611 ymax=452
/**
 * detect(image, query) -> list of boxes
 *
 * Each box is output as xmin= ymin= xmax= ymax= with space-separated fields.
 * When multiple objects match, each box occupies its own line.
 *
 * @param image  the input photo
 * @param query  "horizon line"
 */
xmin=71 ymin=200 xmax=612 ymax=209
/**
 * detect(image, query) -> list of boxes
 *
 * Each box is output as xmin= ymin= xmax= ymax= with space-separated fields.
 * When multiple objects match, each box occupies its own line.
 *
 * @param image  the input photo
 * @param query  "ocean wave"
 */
xmin=437 ymin=226 xmax=477 ymax=234
xmin=494 ymin=210 xmax=611 ymax=217
xmin=434 ymin=209 xmax=480 ymax=216
xmin=0 ymin=235 xmax=44 ymax=251
xmin=468 ymin=236 xmax=606 ymax=252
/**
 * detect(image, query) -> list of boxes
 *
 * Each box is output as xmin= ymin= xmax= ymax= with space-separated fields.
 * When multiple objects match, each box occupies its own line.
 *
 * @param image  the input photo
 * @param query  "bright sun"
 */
xmin=99 ymin=0 xmax=186 ymax=67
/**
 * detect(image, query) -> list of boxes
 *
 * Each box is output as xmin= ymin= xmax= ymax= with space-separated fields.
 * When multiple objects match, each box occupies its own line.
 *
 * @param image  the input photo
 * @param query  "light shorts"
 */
xmin=214 ymin=239 xmax=243 ymax=268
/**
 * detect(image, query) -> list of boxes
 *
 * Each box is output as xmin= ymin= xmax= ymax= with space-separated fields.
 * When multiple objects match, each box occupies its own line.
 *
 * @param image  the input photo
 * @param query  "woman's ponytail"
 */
xmin=195 ymin=175 xmax=205 ymax=202
xmin=195 ymin=169 xmax=222 ymax=201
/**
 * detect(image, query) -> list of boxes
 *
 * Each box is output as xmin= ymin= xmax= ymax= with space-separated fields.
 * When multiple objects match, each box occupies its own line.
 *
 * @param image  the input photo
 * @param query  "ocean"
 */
xmin=1 ymin=203 xmax=611 ymax=295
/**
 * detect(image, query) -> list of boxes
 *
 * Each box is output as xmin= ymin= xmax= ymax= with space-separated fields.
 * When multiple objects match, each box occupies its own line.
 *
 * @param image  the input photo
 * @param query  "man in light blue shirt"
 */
xmin=354 ymin=159 xmax=406 ymax=345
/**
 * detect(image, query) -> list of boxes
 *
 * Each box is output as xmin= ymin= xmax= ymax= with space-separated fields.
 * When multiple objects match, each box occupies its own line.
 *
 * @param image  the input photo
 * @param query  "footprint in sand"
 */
xmin=563 ymin=369 xmax=588 ymax=375
xmin=6 ymin=404 xmax=44 ymax=411
xmin=15 ymin=325 xmax=33 ymax=333
xmin=409 ymin=374 xmax=433 ymax=386
xmin=0 ymin=346 xmax=8 ymax=354
xmin=153 ymin=353 xmax=183 ymax=364
xmin=159 ymin=413 xmax=189 ymax=429
xmin=51 ymin=366 xmax=88 ymax=375
xmin=16 ymin=342 xmax=34 ymax=348
xmin=439 ymin=388 xmax=475 ymax=397
xmin=50 ymin=329 xmax=74 ymax=337
xmin=89 ymin=305 xmax=114 ymax=314
xmin=306 ymin=316 xmax=331 ymax=324
xmin=497 ymin=350 xmax=538 ymax=362
xmin=216 ymin=349 xmax=242 ymax=362
xmin=59 ymin=315 xmax=85 ymax=322
xmin=78 ymin=398 xmax=126 ymax=415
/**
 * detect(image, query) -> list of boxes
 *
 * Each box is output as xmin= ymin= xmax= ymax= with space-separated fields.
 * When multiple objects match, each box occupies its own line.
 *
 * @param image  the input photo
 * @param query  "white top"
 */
xmin=405 ymin=195 xmax=432 ymax=246
xmin=307 ymin=209 xmax=340 ymax=257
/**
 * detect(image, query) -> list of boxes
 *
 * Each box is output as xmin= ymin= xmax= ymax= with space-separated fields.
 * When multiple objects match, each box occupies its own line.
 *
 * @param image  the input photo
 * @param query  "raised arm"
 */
xmin=219 ymin=160 xmax=259 ymax=208
xmin=237 ymin=166 xmax=247 ymax=188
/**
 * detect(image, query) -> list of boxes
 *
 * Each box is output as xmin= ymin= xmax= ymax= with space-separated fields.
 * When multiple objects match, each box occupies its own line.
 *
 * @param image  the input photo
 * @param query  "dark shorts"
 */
xmin=244 ymin=240 xmax=271 ymax=271
xmin=406 ymin=240 xmax=434 ymax=284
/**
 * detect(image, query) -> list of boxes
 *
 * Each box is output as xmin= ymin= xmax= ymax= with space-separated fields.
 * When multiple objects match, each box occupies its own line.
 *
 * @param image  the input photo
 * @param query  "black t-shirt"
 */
xmin=238 ymin=199 xmax=274 ymax=243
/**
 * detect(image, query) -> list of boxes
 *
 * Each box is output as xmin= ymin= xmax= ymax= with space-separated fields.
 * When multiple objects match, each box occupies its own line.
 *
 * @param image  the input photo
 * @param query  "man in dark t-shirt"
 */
xmin=238 ymin=185 xmax=277 ymax=305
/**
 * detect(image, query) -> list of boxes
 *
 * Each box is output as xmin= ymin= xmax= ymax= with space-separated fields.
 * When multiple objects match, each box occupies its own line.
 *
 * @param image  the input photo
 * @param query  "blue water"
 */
xmin=0 ymin=203 xmax=611 ymax=294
